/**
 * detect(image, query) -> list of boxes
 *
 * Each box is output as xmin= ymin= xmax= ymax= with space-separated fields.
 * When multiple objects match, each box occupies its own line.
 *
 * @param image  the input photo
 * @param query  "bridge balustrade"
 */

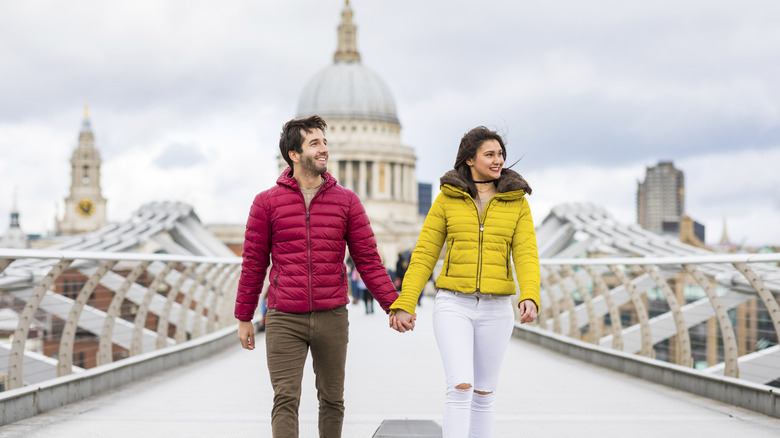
xmin=532 ymin=253 xmax=780 ymax=386
xmin=2 ymin=249 xmax=780 ymax=421
xmin=0 ymin=248 xmax=241 ymax=392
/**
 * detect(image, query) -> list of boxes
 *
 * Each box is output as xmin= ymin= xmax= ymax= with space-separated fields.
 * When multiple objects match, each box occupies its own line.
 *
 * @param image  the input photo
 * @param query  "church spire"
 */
xmin=719 ymin=215 xmax=731 ymax=246
xmin=10 ymin=186 xmax=20 ymax=228
xmin=1 ymin=186 xmax=28 ymax=248
xmin=333 ymin=0 xmax=361 ymax=63
xmin=79 ymin=103 xmax=94 ymax=143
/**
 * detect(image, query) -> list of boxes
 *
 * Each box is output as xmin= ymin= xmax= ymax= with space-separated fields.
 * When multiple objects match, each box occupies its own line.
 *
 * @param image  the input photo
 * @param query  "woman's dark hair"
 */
xmin=279 ymin=115 xmax=328 ymax=174
xmin=453 ymin=126 xmax=508 ymax=198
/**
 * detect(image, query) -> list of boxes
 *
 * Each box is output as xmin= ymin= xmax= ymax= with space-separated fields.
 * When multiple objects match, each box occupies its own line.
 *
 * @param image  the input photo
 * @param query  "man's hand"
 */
xmin=238 ymin=320 xmax=255 ymax=350
xmin=518 ymin=299 xmax=538 ymax=324
xmin=389 ymin=309 xmax=416 ymax=333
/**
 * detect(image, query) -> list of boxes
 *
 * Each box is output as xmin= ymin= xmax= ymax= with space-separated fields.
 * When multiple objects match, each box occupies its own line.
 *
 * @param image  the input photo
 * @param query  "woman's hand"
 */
xmin=518 ymin=299 xmax=538 ymax=324
xmin=389 ymin=309 xmax=416 ymax=333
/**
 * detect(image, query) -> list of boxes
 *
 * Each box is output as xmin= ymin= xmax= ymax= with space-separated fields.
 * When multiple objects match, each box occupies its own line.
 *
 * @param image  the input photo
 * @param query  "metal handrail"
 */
xmin=543 ymin=253 xmax=780 ymax=266
xmin=0 ymin=248 xmax=240 ymax=264
xmin=1 ymin=249 xmax=242 ymax=391
xmin=3 ymin=248 xmax=779 ymax=390
xmin=532 ymin=252 xmax=780 ymax=384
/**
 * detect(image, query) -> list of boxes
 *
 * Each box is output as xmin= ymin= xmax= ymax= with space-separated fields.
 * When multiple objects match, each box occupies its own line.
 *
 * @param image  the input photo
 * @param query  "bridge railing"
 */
xmin=530 ymin=253 xmax=780 ymax=386
xmin=3 ymin=248 xmax=779 ymax=392
xmin=0 ymin=248 xmax=242 ymax=392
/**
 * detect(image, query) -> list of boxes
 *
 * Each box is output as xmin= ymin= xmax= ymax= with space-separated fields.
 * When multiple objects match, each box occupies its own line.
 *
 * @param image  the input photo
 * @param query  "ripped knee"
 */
xmin=454 ymin=383 xmax=472 ymax=391
xmin=471 ymin=389 xmax=496 ymax=410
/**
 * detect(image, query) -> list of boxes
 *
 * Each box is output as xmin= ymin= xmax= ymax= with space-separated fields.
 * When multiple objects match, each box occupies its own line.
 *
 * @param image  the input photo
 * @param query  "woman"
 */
xmin=390 ymin=126 xmax=540 ymax=437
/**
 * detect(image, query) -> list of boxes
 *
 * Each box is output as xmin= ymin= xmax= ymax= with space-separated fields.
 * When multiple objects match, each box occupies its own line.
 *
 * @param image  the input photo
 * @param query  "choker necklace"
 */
xmin=473 ymin=180 xmax=494 ymax=184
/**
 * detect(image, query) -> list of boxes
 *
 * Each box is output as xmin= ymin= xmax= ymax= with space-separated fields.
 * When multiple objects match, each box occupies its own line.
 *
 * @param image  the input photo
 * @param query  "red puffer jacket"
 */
xmin=234 ymin=168 xmax=398 ymax=320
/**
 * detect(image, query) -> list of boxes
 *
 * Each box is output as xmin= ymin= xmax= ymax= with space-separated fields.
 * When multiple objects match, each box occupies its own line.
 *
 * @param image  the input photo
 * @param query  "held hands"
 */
xmin=238 ymin=320 xmax=255 ymax=350
xmin=389 ymin=309 xmax=416 ymax=333
xmin=518 ymin=299 xmax=538 ymax=324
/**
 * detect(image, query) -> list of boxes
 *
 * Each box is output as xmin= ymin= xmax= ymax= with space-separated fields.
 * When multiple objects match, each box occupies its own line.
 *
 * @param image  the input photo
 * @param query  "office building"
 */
xmin=637 ymin=161 xmax=684 ymax=234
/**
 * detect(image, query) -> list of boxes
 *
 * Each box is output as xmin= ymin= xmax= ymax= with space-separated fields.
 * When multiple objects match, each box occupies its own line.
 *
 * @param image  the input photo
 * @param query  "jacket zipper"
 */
xmin=476 ymin=220 xmax=484 ymax=293
xmin=471 ymin=197 xmax=483 ymax=293
xmin=475 ymin=197 xmax=494 ymax=293
xmin=293 ymin=180 xmax=325 ymax=312
xmin=303 ymin=186 xmax=321 ymax=313
xmin=306 ymin=208 xmax=313 ymax=311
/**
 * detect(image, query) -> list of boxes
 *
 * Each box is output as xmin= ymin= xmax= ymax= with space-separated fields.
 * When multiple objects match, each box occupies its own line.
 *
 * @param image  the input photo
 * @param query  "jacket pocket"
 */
xmin=446 ymin=238 xmax=455 ymax=276
xmin=269 ymin=273 xmax=280 ymax=308
xmin=506 ymin=243 xmax=512 ymax=280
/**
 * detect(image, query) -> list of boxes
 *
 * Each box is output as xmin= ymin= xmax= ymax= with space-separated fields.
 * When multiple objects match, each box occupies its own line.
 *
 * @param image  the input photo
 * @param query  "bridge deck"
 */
xmin=1 ymin=296 xmax=779 ymax=437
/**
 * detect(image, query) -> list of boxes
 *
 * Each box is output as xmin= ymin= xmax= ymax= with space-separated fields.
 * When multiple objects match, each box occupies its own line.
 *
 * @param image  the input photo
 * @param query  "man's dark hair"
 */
xmin=279 ymin=115 xmax=328 ymax=174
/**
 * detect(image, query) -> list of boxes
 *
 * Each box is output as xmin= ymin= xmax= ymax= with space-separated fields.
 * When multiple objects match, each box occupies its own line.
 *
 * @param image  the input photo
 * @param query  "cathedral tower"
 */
xmin=292 ymin=1 xmax=423 ymax=263
xmin=57 ymin=105 xmax=108 ymax=235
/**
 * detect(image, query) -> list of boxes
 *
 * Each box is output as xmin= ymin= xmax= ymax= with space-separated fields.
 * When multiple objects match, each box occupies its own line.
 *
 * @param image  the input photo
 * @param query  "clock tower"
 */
xmin=57 ymin=105 xmax=108 ymax=235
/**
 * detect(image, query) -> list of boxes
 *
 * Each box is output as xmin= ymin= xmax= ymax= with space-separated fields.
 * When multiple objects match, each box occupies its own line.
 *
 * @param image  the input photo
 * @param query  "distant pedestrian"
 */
xmin=350 ymin=265 xmax=363 ymax=303
xmin=361 ymin=278 xmax=374 ymax=314
xmin=352 ymin=269 xmax=373 ymax=313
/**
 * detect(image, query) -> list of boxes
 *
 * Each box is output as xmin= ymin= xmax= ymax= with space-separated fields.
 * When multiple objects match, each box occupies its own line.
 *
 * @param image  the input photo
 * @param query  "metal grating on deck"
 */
xmin=373 ymin=419 xmax=442 ymax=438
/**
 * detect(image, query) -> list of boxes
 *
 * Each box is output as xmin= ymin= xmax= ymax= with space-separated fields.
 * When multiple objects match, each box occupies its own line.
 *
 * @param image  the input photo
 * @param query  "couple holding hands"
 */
xmin=236 ymin=115 xmax=540 ymax=438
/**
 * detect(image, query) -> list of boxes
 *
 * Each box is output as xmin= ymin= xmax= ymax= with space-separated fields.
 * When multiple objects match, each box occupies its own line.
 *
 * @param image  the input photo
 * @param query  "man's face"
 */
xmin=294 ymin=128 xmax=328 ymax=176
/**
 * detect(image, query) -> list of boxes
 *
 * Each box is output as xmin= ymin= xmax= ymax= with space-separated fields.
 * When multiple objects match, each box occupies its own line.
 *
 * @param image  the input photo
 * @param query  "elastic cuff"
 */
xmin=389 ymin=303 xmax=417 ymax=316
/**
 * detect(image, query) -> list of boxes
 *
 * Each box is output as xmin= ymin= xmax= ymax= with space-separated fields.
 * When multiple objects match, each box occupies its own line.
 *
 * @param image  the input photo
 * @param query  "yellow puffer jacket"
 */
xmin=390 ymin=169 xmax=540 ymax=315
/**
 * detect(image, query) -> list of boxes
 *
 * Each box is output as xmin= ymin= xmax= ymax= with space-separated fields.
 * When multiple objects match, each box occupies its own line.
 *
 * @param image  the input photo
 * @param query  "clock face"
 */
xmin=77 ymin=198 xmax=94 ymax=217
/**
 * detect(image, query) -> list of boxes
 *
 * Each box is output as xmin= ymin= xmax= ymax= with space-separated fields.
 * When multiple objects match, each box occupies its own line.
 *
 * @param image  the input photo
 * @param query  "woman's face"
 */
xmin=467 ymin=139 xmax=504 ymax=182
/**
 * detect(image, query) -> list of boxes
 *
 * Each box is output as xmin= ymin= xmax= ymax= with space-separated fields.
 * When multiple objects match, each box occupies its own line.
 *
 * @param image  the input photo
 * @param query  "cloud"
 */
xmin=1 ymin=0 xmax=779 ymax=249
xmin=519 ymin=146 xmax=780 ymax=247
xmin=679 ymin=146 xmax=780 ymax=246
xmin=153 ymin=142 xmax=206 ymax=170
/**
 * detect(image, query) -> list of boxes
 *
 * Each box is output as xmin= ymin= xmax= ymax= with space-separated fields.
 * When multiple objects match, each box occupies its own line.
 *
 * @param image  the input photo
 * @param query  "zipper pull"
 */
xmin=479 ymin=223 xmax=484 ymax=232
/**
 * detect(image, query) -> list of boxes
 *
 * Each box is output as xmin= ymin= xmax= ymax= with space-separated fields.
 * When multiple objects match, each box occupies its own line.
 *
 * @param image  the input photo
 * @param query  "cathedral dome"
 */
xmin=295 ymin=1 xmax=399 ymax=125
xmin=296 ymin=62 xmax=399 ymax=124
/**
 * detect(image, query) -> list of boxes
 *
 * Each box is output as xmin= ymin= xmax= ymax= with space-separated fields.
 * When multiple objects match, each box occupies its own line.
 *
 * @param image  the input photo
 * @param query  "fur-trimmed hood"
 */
xmin=439 ymin=168 xmax=532 ymax=195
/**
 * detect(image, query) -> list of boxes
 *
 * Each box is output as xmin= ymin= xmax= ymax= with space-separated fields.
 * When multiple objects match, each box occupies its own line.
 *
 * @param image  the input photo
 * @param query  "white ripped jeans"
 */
xmin=433 ymin=290 xmax=515 ymax=438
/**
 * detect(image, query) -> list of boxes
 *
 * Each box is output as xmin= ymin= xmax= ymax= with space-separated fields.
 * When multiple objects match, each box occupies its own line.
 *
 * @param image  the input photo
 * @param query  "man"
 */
xmin=235 ymin=115 xmax=411 ymax=437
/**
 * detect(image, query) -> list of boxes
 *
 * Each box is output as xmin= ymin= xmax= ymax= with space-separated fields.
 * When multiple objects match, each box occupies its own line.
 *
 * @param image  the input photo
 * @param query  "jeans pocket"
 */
xmin=435 ymin=290 xmax=454 ymax=303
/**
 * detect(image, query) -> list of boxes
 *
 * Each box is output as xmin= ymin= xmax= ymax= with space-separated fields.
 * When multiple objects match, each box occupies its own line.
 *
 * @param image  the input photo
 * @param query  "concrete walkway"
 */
xmin=1 ymin=296 xmax=779 ymax=437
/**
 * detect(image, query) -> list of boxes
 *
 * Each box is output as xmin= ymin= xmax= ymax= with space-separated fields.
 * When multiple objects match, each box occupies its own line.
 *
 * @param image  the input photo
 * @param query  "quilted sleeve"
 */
xmin=390 ymin=192 xmax=447 ymax=315
xmin=512 ymin=196 xmax=540 ymax=311
xmin=345 ymin=192 xmax=398 ymax=313
xmin=234 ymin=192 xmax=272 ymax=321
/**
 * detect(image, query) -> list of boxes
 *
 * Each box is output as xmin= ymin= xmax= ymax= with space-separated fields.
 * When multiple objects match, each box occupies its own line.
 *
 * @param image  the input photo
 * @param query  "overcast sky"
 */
xmin=1 ymin=0 xmax=779 ymax=247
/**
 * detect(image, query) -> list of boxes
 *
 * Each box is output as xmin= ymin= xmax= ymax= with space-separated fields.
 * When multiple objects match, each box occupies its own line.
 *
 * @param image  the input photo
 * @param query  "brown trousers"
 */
xmin=265 ymin=305 xmax=349 ymax=438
